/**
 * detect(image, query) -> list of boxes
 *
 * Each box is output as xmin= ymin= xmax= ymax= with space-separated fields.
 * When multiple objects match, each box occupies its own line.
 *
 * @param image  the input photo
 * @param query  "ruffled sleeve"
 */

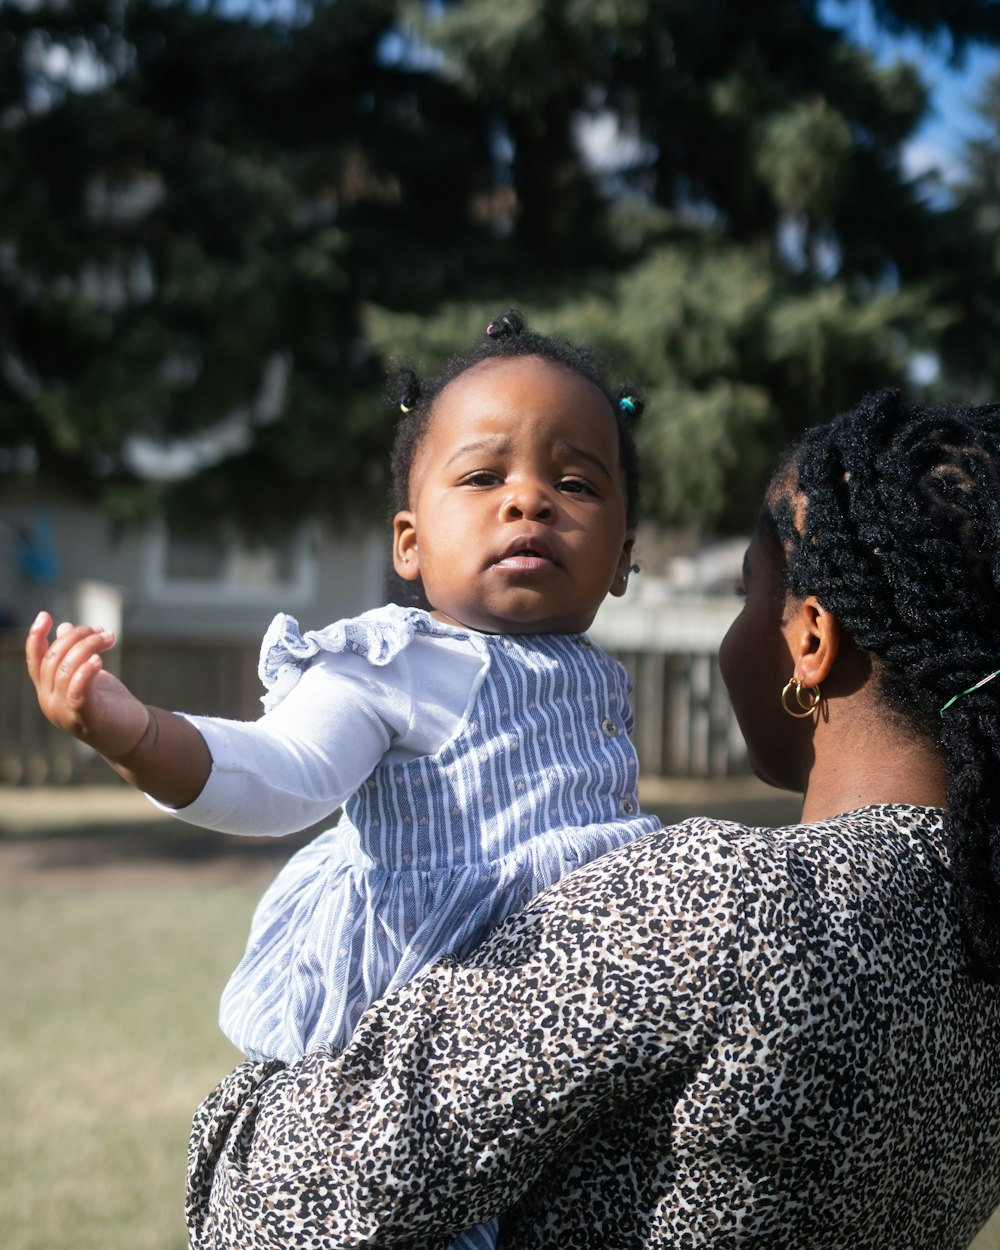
xmin=259 ymin=605 xmax=450 ymax=712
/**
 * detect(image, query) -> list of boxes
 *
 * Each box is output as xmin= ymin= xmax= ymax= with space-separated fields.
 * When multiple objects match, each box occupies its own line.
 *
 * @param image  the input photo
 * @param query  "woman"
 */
xmin=188 ymin=389 xmax=1000 ymax=1249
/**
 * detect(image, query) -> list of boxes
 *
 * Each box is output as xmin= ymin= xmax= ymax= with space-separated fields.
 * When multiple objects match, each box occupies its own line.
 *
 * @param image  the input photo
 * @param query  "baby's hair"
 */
xmin=766 ymin=388 xmax=1000 ymax=980
xmin=387 ymin=308 xmax=644 ymax=529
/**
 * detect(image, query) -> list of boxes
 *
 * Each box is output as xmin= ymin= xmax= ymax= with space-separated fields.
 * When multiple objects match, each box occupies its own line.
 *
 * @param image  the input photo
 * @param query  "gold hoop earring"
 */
xmin=781 ymin=677 xmax=821 ymax=719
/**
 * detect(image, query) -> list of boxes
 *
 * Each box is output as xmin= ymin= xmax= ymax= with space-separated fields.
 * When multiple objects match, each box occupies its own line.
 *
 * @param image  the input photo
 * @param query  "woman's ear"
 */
xmin=392 ymin=511 xmax=421 ymax=581
xmin=609 ymin=534 xmax=636 ymax=599
xmin=790 ymin=595 xmax=842 ymax=688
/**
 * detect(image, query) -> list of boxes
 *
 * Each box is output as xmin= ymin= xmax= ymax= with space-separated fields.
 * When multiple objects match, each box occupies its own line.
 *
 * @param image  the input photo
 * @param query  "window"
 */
xmin=147 ymin=524 xmax=316 ymax=605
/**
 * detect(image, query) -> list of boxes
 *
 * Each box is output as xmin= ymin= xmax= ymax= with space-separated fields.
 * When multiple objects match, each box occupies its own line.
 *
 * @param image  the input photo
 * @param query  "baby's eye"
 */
xmin=463 ymin=471 xmax=501 ymax=487
xmin=558 ymin=478 xmax=596 ymax=496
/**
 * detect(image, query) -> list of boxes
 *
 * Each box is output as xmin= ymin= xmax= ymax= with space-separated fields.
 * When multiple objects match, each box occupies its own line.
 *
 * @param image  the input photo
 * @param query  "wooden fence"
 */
xmin=613 ymin=648 xmax=749 ymax=778
xmin=1 ymin=634 xmax=260 ymax=786
xmin=0 ymin=634 xmax=749 ymax=786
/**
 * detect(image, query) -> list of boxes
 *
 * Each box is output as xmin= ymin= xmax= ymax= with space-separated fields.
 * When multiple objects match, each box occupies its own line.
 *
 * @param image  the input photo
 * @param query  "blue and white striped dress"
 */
xmin=220 ymin=607 xmax=659 ymax=1067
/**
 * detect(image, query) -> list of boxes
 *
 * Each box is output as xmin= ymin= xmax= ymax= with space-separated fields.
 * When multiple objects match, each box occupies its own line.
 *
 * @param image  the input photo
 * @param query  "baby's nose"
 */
xmin=502 ymin=482 xmax=554 ymax=520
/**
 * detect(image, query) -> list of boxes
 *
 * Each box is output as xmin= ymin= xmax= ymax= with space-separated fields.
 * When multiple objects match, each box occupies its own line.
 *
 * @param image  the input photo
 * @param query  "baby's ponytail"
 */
xmin=485 ymin=310 xmax=526 ymax=341
xmin=388 ymin=366 xmax=422 ymax=417
xmin=614 ymin=386 xmax=645 ymax=423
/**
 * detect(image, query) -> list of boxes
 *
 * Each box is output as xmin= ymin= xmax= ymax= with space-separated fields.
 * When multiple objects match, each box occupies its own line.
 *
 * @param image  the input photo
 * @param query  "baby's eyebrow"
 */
xmin=555 ymin=440 xmax=613 ymax=482
xmin=444 ymin=436 xmax=511 ymax=467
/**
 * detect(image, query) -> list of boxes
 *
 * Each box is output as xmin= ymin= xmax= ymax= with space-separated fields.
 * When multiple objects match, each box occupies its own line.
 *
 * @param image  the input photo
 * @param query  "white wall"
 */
xmin=0 ymin=492 xmax=388 ymax=641
xmin=590 ymin=581 xmax=741 ymax=654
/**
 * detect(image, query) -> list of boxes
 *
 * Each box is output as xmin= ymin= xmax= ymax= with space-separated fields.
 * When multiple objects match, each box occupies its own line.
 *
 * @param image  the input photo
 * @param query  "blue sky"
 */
xmin=822 ymin=0 xmax=1000 ymax=180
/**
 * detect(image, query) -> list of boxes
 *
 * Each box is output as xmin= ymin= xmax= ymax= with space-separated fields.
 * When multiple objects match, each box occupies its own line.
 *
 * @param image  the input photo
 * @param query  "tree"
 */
xmin=930 ymin=70 xmax=1000 ymax=401
xmin=389 ymin=0 xmax=974 ymax=526
xmin=0 ymin=0 xmax=491 ymax=535
xmin=1 ymin=0 xmax=996 ymax=535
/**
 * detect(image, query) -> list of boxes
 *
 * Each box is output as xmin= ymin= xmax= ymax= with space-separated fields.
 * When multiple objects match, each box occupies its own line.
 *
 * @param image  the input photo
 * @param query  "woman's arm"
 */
xmin=189 ymin=825 xmax=744 ymax=1249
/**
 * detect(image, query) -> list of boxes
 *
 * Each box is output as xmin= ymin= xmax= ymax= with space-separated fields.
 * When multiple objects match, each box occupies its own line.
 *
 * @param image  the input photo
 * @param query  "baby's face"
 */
xmin=392 ymin=355 xmax=634 ymax=635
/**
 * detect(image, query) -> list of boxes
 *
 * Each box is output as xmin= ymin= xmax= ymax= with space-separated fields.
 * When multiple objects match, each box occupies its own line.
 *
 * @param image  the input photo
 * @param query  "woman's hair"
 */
xmin=386 ymin=308 xmax=644 ymax=529
xmin=766 ymin=387 xmax=1000 ymax=980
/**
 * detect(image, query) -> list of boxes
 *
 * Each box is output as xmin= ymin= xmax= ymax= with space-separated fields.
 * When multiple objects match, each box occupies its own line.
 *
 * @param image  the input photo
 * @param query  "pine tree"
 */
xmin=389 ymin=0 xmax=980 ymax=527
xmin=0 ymin=0 xmax=490 ymax=535
xmin=2 ymin=0 xmax=997 ymax=534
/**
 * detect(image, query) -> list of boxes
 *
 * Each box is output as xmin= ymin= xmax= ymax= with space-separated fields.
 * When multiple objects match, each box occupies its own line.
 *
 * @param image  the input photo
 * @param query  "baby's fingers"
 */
xmin=35 ymin=623 xmax=116 ymax=702
xmin=64 ymin=648 xmax=112 ymax=708
xmin=24 ymin=611 xmax=54 ymax=685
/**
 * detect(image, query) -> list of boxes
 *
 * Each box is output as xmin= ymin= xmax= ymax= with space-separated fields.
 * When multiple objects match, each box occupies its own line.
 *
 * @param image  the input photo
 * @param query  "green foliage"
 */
xmin=2 ymin=0 xmax=998 ymax=535
xmin=928 ymin=69 xmax=1000 ymax=401
xmin=754 ymin=99 xmax=854 ymax=217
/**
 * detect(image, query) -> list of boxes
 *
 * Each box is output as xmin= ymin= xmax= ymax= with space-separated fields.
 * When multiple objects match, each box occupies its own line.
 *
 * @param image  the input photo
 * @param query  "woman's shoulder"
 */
xmin=545 ymin=804 xmax=947 ymax=916
xmin=675 ymin=803 xmax=946 ymax=871
xmin=665 ymin=804 xmax=950 ymax=947
xmin=526 ymin=818 xmax=749 ymax=933
xmin=507 ymin=805 xmax=950 ymax=978
xmin=257 ymin=605 xmax=481 ymax=710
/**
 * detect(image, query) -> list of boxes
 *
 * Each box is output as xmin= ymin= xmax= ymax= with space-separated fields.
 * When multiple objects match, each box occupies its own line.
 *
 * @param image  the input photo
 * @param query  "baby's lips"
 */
xmin=496 ymin=535 xmax=557 ymax=565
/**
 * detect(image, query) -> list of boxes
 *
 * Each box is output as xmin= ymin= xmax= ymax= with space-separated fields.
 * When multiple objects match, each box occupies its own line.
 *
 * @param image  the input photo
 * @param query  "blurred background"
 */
xmin=8 ymin=0 xmax=1000 ymax=784
xmin=4 ymin=0 xmax=1000 ymax=1246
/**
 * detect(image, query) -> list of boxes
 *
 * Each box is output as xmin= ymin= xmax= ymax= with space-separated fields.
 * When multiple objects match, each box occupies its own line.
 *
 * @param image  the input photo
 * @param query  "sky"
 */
xmin=821 ymin=0 xmax=1000 ymax=182
xmin=817 ymin=1 xmax=1000 ymax=383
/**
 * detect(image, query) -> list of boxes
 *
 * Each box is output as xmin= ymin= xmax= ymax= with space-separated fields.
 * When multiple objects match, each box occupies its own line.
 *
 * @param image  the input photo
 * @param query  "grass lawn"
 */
xmin=2 ymin=878 xmax=252 ymax=1250
xmin=2 ymin=861 xmax=1000 ymax=1249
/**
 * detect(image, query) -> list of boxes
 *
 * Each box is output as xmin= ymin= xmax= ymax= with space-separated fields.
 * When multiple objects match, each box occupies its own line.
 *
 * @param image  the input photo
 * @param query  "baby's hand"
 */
xmin=25 ymin=611 xmax=151 ymax=761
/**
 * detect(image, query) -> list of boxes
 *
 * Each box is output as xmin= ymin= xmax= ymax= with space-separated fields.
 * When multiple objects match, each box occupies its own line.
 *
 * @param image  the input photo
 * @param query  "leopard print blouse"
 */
xmin=187 ymin=806 xmax=1000 ymax=1249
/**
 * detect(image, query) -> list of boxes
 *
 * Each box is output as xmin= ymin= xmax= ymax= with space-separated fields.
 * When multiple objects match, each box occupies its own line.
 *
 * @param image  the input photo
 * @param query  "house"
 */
xmin=0 ymin=487 xmax=389 ymax=783
xmin=0 ymin=486 xmax=388 ymax=643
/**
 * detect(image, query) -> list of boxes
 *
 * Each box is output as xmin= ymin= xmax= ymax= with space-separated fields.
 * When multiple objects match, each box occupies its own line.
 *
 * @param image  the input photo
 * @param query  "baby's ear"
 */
xmin=392 ymin=511 xmax=421 ymax=581
xmin=609 ymin=533 xmax=636 ymax=598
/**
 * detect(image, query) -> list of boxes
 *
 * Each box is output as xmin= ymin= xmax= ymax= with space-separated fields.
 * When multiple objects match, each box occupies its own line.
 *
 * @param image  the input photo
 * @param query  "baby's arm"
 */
xmin=25 ymin=611 xmax=211 ymax=808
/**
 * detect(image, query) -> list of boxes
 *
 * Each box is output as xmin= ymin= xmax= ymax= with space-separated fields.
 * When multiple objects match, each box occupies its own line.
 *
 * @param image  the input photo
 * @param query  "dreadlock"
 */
xmin=767 ymin=388 xmax=1000 ymax=980
xmin=386 ymin=308 xmax=644 ymax=529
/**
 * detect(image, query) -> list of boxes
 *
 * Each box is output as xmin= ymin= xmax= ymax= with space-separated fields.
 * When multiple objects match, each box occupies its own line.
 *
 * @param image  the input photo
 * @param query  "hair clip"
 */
xmin=939 ymin=667 xmax=1000 ymax=716
xmin=619 ymin=396 xmax=637 ymax=416
xmin=486 ymin=314 xmax=517 ymax=338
